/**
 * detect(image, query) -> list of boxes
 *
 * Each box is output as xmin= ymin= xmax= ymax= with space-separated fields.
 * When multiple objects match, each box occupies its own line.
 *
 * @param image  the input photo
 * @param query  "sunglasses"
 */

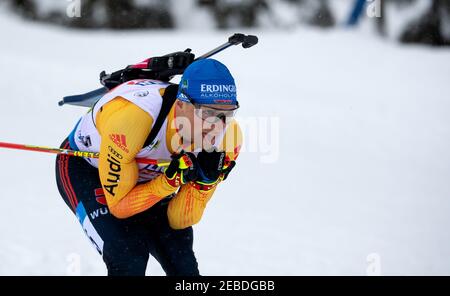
xmin=181 ymin=91 xmax=239 ymax=123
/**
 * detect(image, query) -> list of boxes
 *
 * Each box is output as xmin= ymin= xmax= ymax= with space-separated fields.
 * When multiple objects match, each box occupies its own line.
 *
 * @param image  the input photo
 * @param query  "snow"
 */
xmin=1 ymin=9 xmax=450 ymax=275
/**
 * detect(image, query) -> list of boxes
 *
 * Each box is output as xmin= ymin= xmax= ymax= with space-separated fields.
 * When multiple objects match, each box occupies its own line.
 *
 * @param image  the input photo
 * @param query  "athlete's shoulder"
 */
xmin=95 ymin=79 xmax=169 ymax=120
xmin=110 ymin=79 xmax=169 ymax=98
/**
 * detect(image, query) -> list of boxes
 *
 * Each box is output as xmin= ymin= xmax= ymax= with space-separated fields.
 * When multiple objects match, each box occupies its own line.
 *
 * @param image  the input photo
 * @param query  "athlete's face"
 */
xmin=175 ymin=101 xmax=234 ymax=148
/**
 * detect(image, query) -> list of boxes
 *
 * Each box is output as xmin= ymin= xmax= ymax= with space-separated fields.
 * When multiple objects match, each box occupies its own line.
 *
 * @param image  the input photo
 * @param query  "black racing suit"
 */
xmin=55 ymin=138 xmax=199 ymax=276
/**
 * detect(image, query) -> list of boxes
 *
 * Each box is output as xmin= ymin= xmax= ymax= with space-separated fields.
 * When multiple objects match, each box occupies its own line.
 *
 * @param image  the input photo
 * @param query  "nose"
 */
xmin=203 ymin=123 xmax=221 ymax=136
xmin=203 ymin=124 xmax=215 ymax=134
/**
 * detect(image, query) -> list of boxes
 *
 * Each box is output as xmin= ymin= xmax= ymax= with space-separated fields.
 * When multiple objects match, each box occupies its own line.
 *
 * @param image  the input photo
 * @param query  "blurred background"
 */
xmin=0 ymin=0 xmax=450 ymax=276
xmin=5 ymin=0 xmax=450 ymax=46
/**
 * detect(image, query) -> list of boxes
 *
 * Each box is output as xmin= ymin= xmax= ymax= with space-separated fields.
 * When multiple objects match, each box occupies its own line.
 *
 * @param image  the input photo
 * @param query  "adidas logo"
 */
xmin=109 ymin=134 xmax=129 ymax=153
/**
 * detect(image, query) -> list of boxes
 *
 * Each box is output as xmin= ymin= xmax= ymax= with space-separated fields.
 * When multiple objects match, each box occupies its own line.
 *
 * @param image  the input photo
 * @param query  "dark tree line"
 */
xmin=9 ymin=0 xmax=173 ymax=29
xmin=401 ymin=0 xmax=450 ymax=46
xmin=6 ymin=0 xmax=450 ymax=46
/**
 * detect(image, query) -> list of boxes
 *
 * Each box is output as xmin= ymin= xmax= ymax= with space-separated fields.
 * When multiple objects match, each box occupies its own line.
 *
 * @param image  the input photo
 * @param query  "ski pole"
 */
xmin=0 ymin=141 xmax=171 ymax=167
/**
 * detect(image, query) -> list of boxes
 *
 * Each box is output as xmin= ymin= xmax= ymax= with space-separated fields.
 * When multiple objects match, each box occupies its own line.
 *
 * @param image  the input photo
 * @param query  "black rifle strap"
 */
xmin=143 ymin=84 xmax=178 ymax=148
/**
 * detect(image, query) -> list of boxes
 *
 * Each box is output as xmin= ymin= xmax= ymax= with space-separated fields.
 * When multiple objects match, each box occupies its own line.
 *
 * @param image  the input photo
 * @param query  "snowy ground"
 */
xmin=1 ymin=10 xmax=450 ymax=276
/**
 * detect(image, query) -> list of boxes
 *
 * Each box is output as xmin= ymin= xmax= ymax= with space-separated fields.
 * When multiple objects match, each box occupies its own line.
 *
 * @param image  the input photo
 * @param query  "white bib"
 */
xmin=71 ymin=79 xmax=173 ymax=182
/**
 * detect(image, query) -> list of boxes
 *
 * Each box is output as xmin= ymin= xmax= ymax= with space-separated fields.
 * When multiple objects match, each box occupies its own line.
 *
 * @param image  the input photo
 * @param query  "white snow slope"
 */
xmin=0 ymin=12 xmax=450 ymax=276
